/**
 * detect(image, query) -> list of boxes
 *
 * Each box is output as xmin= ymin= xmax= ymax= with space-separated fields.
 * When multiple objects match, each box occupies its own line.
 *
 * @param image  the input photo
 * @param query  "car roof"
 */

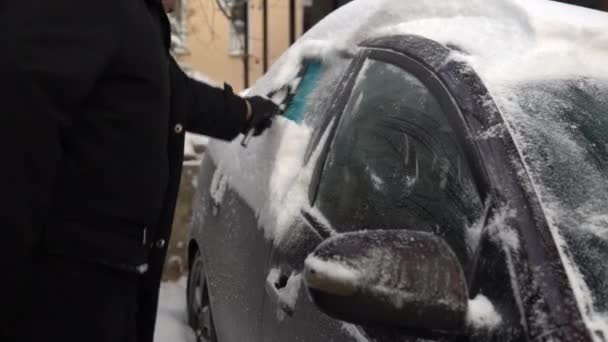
xmin=254 ymin=0 xmax=608 ymax=96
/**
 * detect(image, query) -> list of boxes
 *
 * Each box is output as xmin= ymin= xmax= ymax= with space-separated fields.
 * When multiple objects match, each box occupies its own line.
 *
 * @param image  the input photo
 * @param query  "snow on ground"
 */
xmin=184 ymin=132 xmax=209 ymax=159
xmin=154 ymin=277 xmax=196 ymax=342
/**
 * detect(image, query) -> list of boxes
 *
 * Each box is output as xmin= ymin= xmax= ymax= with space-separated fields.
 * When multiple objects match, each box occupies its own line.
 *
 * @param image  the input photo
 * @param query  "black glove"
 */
xmin=244 ymin=96 xmax=281 ymax=136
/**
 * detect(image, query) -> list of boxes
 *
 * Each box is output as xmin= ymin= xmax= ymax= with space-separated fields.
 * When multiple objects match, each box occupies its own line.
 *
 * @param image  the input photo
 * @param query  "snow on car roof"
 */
xmin=259 ymin=0 xmax=608 ymax=92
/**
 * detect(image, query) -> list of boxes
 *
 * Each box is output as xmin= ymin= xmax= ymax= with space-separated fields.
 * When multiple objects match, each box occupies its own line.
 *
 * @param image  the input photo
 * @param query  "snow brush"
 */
xmin=239 ymin=85 xmax=296 ymax=147
xmin=241 ymin=61 xmax=322 ymax=147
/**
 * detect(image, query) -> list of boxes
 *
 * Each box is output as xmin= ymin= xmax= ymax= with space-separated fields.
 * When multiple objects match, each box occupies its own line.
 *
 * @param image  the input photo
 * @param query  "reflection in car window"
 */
xmin=316 ymin=58 xmax=483 ymax=265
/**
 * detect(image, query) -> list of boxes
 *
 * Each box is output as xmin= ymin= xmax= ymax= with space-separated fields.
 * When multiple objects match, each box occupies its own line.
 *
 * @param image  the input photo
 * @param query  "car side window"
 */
xmin=301 ymin=59 xmax=351 ymax=164
xmin=267 ymin=58 xmax=350 ymax=165
xmin=315 ymin=58 xmax=483 ymax=265
xmin=278 ymin=61 xmax=323 ymax=124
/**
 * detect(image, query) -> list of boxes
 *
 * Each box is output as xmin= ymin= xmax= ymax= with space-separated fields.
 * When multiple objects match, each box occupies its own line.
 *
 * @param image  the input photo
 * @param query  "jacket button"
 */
xmin=155 ymin=239 xmax=166 ymax=249
xmin=174 ymin=123 xmax=183 ymax=134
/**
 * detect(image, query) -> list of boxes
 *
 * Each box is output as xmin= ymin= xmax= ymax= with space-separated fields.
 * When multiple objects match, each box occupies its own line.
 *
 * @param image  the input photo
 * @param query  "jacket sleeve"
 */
xmin=170 ymin=59 xmax=249 ymax=141
xmin=0 ymin=1 xmax=119 ymax=331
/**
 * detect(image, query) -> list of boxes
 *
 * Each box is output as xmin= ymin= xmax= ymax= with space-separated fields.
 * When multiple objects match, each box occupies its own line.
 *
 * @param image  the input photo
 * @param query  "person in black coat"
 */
xmin=0 ymin=0 xmax=279 ymax=341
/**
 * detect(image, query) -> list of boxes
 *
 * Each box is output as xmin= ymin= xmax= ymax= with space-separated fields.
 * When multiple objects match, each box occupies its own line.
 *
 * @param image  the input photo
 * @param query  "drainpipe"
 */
xmin=289 ymin=0 xmax=296 ymax=45
xmin=263 ymin=0 xmax=269 ymax=72
xmin=243 ymin=2 xmax=250 ymax=88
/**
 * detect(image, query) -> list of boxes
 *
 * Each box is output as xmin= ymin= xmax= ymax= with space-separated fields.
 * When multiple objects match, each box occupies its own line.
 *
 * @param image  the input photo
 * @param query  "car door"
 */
xmin=196 ymin=153 xmax=273 ymax=342
xmin=199 ymin=54 xmax=359 ymax=342
xmin=259 ymin=56 xmax=368 ymax=341
xmin=196 ymin=59 xmax=336 ymax=342
xmin=261 ymin=46 xmax=525 ymax=341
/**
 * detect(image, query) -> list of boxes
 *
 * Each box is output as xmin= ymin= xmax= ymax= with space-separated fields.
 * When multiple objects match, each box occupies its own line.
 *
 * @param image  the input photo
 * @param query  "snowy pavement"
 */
xmin=155 ymin=277 xmax=196 ymax=342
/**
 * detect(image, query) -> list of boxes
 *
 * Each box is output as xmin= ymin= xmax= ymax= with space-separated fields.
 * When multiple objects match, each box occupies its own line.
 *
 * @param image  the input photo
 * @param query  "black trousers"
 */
xmin=15 ymin=254 xmax=140 ymax=342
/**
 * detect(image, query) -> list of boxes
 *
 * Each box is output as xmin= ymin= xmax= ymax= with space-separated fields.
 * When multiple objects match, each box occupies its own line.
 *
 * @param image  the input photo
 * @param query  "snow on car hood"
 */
xmin=207 ymin=0 xmax=608 ymax=338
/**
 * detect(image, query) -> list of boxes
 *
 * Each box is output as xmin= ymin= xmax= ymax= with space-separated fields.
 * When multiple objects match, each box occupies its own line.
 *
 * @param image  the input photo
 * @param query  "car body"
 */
xmin=186 ymin=1 xmax=608 ymax=341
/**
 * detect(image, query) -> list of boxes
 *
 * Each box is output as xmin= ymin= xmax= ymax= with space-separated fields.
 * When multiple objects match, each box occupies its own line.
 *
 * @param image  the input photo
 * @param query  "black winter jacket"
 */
xmin=0 ymin=0 xmax=247 ymax=341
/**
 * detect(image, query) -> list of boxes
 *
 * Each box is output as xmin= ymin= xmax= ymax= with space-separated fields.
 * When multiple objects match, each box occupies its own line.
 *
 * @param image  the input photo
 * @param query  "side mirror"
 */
xmin=303 ymin=230 xmax=468 ymax=335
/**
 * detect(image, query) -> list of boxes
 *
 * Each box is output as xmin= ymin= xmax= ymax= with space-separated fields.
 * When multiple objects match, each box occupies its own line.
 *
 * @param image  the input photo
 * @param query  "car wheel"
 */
xmin=187 ymin=249 xmax=217 ymax=342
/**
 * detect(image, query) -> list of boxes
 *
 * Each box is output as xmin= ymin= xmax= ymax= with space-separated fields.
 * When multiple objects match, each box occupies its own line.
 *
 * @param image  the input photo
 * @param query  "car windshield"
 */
xmin=499 ymin=78 xmax=608 ymax=321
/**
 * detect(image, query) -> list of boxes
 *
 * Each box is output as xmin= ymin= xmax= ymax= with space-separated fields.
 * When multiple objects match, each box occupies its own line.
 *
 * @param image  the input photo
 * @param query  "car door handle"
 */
xmin=265 ymin=268 xmax=302 ymax=317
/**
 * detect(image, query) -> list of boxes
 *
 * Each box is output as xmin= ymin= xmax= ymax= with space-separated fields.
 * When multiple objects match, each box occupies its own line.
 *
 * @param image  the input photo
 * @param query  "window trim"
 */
xmin=306 ymin=53 xmax=367 ymax=205
xmin=308 ymin=48 xmax=490 ymax=207
xmin=301 ymin=56 xmax=362 ymax=165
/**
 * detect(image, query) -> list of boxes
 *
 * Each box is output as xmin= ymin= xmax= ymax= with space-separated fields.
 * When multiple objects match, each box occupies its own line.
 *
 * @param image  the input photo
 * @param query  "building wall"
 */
xmin=176 ymin=0 xmax=305 ymax=91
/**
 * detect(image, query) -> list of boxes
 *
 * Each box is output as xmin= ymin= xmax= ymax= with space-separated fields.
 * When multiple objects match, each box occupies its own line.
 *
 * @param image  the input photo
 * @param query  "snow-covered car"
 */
xmin=186 ymin=1 xmax=608 ymax=341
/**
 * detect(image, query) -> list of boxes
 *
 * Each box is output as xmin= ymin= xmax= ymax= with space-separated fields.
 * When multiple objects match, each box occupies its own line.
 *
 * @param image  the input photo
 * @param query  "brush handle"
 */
xmin=241 ymin=129 xmax=255 ymax=147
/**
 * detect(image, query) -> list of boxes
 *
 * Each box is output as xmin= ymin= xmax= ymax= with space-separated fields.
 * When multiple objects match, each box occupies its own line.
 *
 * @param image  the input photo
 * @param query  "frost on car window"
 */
xmin=315 ymin=59 xmax=483 ymax=266
xmin=496 ymin=78 xmax=608 ymax=329
xmin=302 ymin=59 xmax=351 ymax=163
xmin=207 ymin=54 xmax=350 ymax=242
